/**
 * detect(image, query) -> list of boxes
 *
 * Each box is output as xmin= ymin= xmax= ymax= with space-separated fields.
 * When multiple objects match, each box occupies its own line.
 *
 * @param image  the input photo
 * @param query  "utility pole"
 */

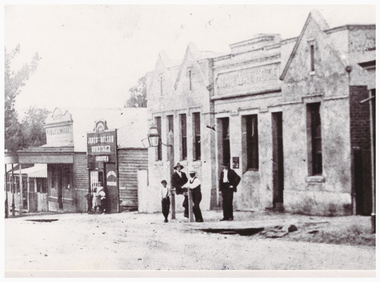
xmin=19 ymin=164 xmax=23 ymax=216
xmin=5 ymin=164 xmax=8 ymax=218
xmin=11 ymin=164 xmax=15 ymax=217
xmin=167 ymin=131 xmax=176 ymax=220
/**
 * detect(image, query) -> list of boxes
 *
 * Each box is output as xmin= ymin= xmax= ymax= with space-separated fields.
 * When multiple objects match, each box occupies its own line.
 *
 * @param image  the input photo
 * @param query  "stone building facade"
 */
xmin=280 ymin=11 xmax=375 ymax=215
xmin=145 ymin=44 xmax=218 ymax=213
xmin=145 ymin=10 xmax=375 ymax=216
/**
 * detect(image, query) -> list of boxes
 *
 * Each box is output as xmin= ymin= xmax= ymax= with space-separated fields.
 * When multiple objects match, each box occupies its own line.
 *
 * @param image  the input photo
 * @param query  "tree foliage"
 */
xmin=4 ymin=45 xmax=40 ymax=152
xmin=124 ymin=75 xmax=147 ymax=108
xmin=20 ymin=106 xmax=50 ymax=148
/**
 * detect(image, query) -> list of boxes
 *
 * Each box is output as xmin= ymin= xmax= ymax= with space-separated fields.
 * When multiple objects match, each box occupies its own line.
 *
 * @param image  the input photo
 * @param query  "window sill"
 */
xmin=305 ymin=175 xmax=325 ymax=183
xmin=309 ymin=71 xmax=316 ymax=76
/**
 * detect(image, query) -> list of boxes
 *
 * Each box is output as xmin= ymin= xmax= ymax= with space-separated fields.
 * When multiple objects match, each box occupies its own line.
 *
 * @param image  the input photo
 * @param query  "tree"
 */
xmin=124 ymin=75 xmax=147 ymax=108
xmin=20 ymin=106 xmax=49 ymax=148
xmin=4 ymin=45 xmax=39 ymax=152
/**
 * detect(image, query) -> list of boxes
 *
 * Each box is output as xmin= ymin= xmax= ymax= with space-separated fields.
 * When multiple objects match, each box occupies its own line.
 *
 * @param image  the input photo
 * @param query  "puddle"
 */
xmin=25 ymin=219 xmax=59 ymax=223
xmin=199 ymin=228 xmax=264 ymax=236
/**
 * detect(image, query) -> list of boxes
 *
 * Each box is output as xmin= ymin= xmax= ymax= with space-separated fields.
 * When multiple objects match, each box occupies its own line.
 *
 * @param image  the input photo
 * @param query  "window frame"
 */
xmin=155 ymin=116 xmax=162 ymax=161
xmin=307 ymin=102 xmax=323 ymax=176
xmin=245 ymin=114 xmax=259 ymax=170
xmin=180 ymin=114 xmax=187 ymax=161
xmin=193 ymin=112 xmax=201 ymax=161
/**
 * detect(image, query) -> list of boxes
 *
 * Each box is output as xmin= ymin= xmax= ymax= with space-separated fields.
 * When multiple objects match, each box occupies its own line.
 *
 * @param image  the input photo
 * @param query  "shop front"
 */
xmin=87 ymin=121 xmax=119 ymax=213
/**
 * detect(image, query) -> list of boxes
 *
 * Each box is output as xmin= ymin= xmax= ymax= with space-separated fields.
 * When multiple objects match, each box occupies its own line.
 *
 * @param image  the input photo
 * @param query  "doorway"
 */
xmin=272 ymin=112 xmax=284 ymax=211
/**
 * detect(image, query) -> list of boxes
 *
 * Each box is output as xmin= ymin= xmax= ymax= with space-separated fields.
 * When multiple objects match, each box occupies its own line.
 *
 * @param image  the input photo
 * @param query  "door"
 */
xmin=57 ymin=165 xmax=63 ymax=209
xmin=272 ymin=112 xmax=284 ymax=211
xmin=105 ymin=163 xmax=119 ymax=213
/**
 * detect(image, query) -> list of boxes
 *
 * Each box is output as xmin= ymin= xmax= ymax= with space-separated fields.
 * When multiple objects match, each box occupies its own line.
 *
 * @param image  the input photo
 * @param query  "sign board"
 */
xmin=45 ymin=108 xmax=74 ymax=146
xmin=215 ymin=63 xmax=281 ymax=96
xmin=87 ymin=127 xmax=117 ymax=168
xmin=232 ymin=157 xmax=239 ymax=169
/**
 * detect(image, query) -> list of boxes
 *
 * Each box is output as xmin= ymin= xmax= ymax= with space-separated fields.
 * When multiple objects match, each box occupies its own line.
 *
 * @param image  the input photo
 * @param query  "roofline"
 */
xmin=325 ymin=24 xmax=376 ymax=34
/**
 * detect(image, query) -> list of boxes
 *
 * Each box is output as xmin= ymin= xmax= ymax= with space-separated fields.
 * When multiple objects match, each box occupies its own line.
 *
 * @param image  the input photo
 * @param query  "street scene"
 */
xmin=3 ymin=4 xmax=376 ymax=278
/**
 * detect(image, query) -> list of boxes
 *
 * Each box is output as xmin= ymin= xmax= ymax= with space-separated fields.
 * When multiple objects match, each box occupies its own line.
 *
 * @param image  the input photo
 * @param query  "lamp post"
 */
xmin=146 ymin=123 xmax=176 ymax=220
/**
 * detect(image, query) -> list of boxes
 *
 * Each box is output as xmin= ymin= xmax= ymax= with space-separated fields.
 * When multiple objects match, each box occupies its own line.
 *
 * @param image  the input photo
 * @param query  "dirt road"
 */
xmin=4 ymin=211 xmax=375 ymax=273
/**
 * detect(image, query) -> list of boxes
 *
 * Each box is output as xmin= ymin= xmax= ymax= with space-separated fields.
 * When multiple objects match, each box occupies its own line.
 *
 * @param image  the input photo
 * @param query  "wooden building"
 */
xmin=5 ymin=107 xmax=148 ymax=214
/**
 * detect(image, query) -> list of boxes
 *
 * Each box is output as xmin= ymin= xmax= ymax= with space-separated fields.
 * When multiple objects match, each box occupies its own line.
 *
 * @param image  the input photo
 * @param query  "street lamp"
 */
xmin=147 ymin=123 xmax=160 ymax=147
xmin=142 ymin=122 xmax=176 ymax=220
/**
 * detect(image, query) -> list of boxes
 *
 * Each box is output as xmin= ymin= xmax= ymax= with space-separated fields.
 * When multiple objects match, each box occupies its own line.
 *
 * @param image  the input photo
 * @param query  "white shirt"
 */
xmin=223 ymin=169 xmax=229 ymax=183
xmin=159 ymin=185 xmax=170 ymax=199
xmin=184 ymin=177 xmax=201 ymax=190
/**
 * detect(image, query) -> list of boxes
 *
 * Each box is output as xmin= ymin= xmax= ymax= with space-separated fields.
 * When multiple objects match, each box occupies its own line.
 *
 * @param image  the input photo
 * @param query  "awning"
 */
xmin=8 ymin=164 xmax=47 ymax=178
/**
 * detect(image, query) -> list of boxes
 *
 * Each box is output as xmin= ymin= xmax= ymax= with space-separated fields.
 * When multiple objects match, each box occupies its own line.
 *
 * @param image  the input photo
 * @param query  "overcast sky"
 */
xmin=4 ymin=3 xmax=376 ymax=117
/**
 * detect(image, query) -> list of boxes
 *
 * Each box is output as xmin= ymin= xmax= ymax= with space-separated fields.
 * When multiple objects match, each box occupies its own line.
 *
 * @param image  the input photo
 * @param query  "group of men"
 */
xmin=159 ymin=162 xmax=241 ymax=223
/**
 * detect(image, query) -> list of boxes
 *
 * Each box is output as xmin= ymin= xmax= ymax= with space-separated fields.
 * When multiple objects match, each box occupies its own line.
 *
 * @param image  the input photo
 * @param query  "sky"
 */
xmin=3 ymin=3 xmax=377 ymax=118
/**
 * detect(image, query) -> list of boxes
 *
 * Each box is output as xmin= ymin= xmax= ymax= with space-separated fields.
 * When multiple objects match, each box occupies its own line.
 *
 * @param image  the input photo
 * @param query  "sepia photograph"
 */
xmin=3 ymin=1 xmax=376 ymax=278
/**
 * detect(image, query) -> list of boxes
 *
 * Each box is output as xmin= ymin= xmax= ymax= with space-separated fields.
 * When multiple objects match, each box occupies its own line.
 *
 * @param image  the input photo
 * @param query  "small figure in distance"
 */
xmin=159 ymin=180 xmax=170 ymax=223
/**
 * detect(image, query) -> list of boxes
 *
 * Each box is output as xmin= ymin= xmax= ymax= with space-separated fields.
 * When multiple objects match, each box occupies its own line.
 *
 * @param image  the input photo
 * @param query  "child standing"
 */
xmin=159 ymin=180 xmax=170 ymax=223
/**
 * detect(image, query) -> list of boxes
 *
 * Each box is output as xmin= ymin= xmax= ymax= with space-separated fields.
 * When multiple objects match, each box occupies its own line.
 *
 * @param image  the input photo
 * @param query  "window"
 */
xmin=222 ymin=118 xmax=230 ymax=165
xmin=245 ymin=115 xmax=259 ymax=170
xmin=307 ymin=103 xmax=322 ymax=175
xmin=189 ymin=70 xmax=192 ymax=91
xmin=167 ymin=115 xmax=174 ymax=148
xmin=160 ymin=77 xmax=163 ymax=95
xmin=193 ymin=112 xmax=201 ymax=160
xmin=62 ymin=166 xmax=70 ymax=189
xmin=155 ymin=116 xmax=162 ymax=161
xmin=167 ymin=115 xmax=174 ymax=134
xmin=180 ymin=114 xmax=187 ymax=160
xmin=310 ymin=44 xmax=315 ymax=72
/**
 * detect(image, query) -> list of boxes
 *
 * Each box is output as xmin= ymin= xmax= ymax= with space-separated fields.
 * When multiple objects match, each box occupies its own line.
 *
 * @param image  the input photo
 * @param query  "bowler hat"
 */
xmin=173 ymin=162 xmax=184 ymax=170
xmin=189 ymin=170 xmax=196 ymax=174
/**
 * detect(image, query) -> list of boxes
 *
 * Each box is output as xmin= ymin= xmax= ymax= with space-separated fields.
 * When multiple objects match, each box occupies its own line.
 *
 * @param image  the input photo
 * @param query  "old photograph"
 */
xmin=3 ymin=3 xmax=376 ymax=278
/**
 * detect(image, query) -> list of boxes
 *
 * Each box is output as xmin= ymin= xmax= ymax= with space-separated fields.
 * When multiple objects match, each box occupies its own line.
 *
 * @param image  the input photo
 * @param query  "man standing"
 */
xmin=183 ymin=170 xmax=203 ymax=222
xmin=171 ymin=162 xmax=189 ymax=218
xmin=219 ymin=162 xmax=241 ymax=221
xmin=159 ymin=180 xmax=170 ymax=223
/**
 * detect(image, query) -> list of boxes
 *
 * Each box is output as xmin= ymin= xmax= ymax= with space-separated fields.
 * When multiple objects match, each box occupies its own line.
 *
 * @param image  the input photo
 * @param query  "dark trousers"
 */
xmin=221 ymin=184 xmax=234 ymax=220
xmin=100 ymin=199 xmax=107 ymax=213
xmin=191 ymin=187 xmax=203 ymax=222
xmin=183 ymin=195 xmax=189 ymax=217
xmin=161 ymin=197 xmax=170 ymax=220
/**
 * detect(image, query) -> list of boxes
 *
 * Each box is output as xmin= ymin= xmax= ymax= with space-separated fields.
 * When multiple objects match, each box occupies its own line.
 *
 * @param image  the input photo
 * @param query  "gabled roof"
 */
xmin=149 ymin=43 xmax=222 ymax=93
xmin=280 ymin=10 xmax=330 ymax=81
xmin=147 ymin=51 xmax=180 ymax=93
xmin=174 ymin=43 xmax=209 ymax=90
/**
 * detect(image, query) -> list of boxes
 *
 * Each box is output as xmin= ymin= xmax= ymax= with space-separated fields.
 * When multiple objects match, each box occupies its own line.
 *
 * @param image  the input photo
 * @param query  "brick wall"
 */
xmin=350 ymin=85 xmax=372 ymax=215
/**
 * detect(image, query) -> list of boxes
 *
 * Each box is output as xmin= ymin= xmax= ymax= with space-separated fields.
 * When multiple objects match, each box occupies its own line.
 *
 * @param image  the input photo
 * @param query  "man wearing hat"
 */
xmin=219 ymin=162 xmax=241 ymax=221
xmin=171 ymin=162 xmax=189 ymax=218
xmin=183 ymin=169 xmax=203 ymax=222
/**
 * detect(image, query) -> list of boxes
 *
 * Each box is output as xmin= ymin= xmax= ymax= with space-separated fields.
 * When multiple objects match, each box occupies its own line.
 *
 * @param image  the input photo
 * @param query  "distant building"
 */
xmin=5 ymin=107 xmax=148 ymax=214
xmin=144 ymin=10 xmax=375 ymax=216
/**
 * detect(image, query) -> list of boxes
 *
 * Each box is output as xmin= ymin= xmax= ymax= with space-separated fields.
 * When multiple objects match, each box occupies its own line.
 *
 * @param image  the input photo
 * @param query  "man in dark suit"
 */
xmin=171 ymin=162 xmax=189 ymax=218
xmin=219 ymin=162 xmax=241 ymax=221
